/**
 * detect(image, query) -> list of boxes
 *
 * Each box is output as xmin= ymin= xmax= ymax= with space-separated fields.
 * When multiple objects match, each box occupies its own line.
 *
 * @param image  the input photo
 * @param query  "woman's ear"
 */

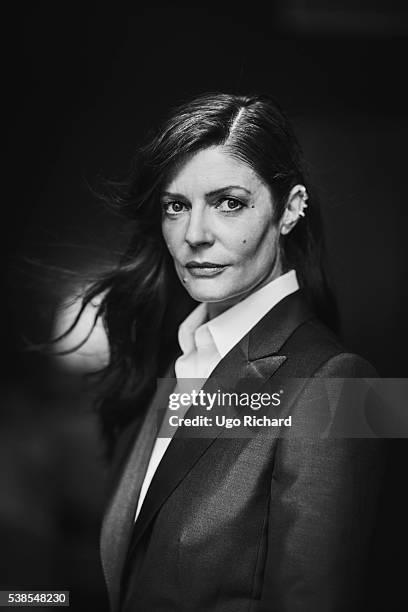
xmin=279 ymin=184 xmax=308 ymax=235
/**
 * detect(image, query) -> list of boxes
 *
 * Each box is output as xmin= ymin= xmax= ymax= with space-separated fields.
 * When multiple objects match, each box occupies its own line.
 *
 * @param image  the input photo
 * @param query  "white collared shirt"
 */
xmin=134 ymin=270 xmax=299 ymax=521
xmin=175 ymin=269 xmax=299 ymax=379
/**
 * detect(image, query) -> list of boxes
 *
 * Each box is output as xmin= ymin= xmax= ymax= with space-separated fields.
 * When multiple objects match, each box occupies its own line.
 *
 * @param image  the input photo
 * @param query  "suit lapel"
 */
xmin=126 ymin=291 xmax=314 ymax=558
xmin=100 ymin=373 xmax=175 ymax=612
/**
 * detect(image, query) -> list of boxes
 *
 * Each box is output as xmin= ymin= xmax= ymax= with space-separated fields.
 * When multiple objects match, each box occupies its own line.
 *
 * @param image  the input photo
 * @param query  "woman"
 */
xmin=89 ymin=93 xmax=384 ymax=611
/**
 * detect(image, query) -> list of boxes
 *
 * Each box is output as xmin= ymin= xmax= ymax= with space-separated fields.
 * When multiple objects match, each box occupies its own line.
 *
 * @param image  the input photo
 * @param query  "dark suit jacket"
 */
xmin=100 ymin=291 xmax=385 ymax=612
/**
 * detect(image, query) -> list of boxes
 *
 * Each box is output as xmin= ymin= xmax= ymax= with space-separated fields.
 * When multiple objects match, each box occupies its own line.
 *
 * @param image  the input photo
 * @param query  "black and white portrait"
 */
xmin=3 ymin=3 xmax=408 ymax=611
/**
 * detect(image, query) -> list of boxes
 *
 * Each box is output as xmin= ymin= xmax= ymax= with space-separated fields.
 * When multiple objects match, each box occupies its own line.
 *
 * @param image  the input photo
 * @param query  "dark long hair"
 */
xmin=73 ymin=92 xmax=337 ymax=459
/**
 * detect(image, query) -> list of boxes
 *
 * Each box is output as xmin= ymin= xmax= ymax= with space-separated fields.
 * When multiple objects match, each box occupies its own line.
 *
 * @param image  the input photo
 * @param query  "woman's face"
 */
xmin=161 ymin=145 xmax=282 ymax=311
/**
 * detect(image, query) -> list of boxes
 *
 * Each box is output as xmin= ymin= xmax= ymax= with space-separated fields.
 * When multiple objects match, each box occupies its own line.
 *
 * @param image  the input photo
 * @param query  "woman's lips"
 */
xmin=185 ymin=263 xmax=229 ymax=278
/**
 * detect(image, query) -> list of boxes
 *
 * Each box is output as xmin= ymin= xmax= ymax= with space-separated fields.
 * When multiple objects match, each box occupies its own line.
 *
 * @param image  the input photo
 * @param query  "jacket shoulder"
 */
xmin=279 ymin=318 xmax=377 ymax=378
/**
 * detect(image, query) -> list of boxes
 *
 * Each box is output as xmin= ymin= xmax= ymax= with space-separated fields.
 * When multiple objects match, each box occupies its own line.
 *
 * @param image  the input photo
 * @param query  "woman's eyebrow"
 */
xmin=205 ymin=185 xmax=251 ymax=197
xmin=161 ymin=185 xmax=252 ymax=200
xmin=161 ymin=191 xmax=186 ymax=199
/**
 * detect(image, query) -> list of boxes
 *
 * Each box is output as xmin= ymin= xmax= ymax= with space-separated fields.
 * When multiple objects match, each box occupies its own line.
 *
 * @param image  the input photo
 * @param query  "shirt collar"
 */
xmin=177 ymin=302 xmax=208 ymax=355
xmin=178 ymin=269 xmax=299 ymax=358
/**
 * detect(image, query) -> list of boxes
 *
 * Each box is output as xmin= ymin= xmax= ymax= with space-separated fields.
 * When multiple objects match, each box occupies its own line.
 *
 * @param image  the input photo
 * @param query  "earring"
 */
xmin=298 ymin=187 xmax=309 ymax=218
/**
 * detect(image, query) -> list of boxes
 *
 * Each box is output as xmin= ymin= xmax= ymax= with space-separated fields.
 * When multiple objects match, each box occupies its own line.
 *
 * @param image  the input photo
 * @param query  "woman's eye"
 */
xmin=163 ymin=201 xmax=186 ymax=215
xmin=216 ymin=197 xmax=244 ymax=212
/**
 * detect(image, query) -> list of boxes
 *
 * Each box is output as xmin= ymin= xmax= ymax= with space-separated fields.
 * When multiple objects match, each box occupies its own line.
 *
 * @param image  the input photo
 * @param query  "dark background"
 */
xmin=3 ymin=1 xmax=408 ymax=610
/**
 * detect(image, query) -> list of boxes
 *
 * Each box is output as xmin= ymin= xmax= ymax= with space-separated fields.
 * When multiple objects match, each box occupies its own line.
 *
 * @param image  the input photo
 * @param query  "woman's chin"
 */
xmin=186 ymin=291 xmax=230 ymax=304
xmin=182 ymin=281 xmax=234 ymax=304
xmin=184 ymin=290 xmax=250 ymax=310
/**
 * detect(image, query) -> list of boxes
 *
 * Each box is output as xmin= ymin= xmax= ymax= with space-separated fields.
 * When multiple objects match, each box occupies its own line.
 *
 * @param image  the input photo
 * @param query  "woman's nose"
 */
xmin=184 ymin=207 xmax=214 ymax=247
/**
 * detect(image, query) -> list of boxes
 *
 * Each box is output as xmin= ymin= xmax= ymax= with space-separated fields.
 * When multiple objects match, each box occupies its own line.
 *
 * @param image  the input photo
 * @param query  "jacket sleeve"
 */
xmin=258 ymin=353 xmax=387 ymax=612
